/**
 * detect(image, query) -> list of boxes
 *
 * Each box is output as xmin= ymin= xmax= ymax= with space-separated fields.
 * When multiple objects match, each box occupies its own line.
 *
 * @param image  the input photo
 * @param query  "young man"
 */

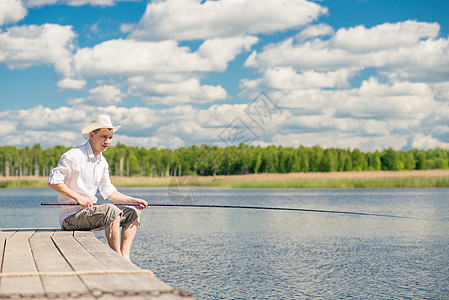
xmin=48 ymin=115 xmax=148 ymax=262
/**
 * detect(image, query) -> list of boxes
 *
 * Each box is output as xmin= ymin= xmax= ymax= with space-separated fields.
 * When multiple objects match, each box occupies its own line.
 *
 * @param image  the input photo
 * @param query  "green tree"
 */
xmin=381 ymin=148 xmax=400 ymax=171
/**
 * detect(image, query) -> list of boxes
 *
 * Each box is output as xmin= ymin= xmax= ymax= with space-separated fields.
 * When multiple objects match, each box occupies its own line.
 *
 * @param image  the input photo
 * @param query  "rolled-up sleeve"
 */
xmin=99 ymin=162 xmax=117 ymax=199
xmin=48 ymin=154 xmax=74 ymax=185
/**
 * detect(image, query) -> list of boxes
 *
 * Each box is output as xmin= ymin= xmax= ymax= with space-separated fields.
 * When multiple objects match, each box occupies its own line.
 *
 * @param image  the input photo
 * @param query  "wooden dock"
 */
xmin=0 ymin=228 xmax=194 ymax=299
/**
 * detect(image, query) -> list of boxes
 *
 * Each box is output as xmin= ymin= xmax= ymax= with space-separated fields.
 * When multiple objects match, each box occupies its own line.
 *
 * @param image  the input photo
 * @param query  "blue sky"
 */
xmin=1 ymin=0 xmax=448 ymax=151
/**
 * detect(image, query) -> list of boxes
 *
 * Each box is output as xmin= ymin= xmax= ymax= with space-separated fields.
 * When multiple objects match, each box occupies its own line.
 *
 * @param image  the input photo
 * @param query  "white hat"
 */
xmin=81 ymin=115 xmax=121 ymax=139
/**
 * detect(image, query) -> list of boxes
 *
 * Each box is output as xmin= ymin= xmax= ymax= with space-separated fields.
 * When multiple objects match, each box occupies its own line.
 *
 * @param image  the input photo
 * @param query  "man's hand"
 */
xmin=129 ymin=197 xmax=149 ymax=210
xmin=76 ymin=195 xmax=93 ymax=208
xmin=48 ymin=182 xmax=93 ymax=208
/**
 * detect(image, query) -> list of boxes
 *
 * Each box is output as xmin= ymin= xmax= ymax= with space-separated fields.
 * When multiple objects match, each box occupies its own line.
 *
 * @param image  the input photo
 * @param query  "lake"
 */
xmin=1 ymin=187 xmax=448 ymax=299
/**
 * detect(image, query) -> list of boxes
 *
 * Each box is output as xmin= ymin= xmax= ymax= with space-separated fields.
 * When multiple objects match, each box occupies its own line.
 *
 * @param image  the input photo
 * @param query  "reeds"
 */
xmin=202 ymin=176 xmax=449 ymax=189
xmin=2 ymin=173 xmax=449 ymax=189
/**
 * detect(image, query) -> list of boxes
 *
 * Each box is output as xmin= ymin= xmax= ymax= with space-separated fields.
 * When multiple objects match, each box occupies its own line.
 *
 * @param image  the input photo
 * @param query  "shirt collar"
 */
xmin=85 ymin=140 xmax=102 ymax=162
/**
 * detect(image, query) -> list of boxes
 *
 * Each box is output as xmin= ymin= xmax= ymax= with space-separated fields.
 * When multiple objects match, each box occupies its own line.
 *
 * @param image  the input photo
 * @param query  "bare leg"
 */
xmin=105 ymin=215 xmax=121 ymax=255
xmin=120 ymin=217 xmax=140 ymax=262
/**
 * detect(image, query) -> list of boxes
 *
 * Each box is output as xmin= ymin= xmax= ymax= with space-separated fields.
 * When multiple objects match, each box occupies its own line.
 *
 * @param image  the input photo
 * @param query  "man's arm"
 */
xmin=107 ymin=190 xmax=148 ymax=210
xmin=47 ymin=182 xmax=93 ymax=208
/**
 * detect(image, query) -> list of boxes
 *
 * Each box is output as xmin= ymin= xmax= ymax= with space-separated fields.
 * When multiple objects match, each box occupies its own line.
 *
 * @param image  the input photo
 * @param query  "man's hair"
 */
xmin=92 ymin=128 xmax=113 ymax=134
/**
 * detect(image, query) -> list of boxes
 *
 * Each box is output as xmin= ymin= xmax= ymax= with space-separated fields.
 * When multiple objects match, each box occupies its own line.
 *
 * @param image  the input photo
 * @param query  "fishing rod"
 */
xmin=40 ymin=202 xmax=438 ymax=222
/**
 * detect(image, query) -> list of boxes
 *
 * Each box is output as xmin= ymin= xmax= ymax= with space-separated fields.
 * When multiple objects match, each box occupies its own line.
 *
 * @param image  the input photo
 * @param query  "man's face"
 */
xmin=90 ymin=128 xmax=113 ymax=155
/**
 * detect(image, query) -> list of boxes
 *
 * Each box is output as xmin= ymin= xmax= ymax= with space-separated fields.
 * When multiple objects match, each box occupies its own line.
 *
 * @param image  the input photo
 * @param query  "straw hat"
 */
xmin=81 ymin=115 xmax=121 ymax=139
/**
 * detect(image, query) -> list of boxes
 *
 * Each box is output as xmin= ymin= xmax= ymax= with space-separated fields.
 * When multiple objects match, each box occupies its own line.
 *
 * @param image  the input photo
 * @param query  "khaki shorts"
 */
xmin=62 ymin=204 xmax=141 ymax=231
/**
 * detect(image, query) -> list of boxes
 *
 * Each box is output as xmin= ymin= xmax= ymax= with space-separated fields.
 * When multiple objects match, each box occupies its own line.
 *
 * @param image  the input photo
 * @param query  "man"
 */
xmin=48 ymin=115 xmax=148 ymax=262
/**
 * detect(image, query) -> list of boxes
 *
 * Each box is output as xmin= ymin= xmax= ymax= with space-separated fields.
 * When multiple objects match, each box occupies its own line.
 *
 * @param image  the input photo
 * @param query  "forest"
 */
xmin=1 ymin=143 xmax=449 ymax=178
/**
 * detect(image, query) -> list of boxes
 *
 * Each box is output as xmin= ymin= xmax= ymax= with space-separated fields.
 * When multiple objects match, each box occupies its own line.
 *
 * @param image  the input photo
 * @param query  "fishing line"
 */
xmin=40 ymin=202 xmax=439 ymax=222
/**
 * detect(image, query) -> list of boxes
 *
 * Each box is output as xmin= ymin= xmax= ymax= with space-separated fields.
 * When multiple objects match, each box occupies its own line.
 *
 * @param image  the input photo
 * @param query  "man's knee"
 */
xmin=103 ymin=204 xmax=122 ymax=229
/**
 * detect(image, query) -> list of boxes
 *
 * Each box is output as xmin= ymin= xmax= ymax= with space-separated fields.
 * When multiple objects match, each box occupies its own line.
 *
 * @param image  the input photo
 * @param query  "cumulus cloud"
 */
xmin=410 ymin=133 xmax=449 ymax=149
xmin=56 ymin=78 xmax=86 ymax=90
xmin=336 ymin=78 xmax=436 ymax=120
xmin=0 ymin=0 xmax=27 ymax=25
xmin=1 ymin=1 xmax=449 ymax=152
xmin=432 ymin=82 xmax=449 ymax=102
xmin=273 ymin=132 xmax=409 ymax=151
xmin=241 ymin=67 xmax=358 ymax=90
xmin=237 ymin=20 xmax=449 ymax=151
xmin=332 ymin=20 xmax=440 ymax=53
xmin=69 ymin=85 xmax=123 ymax=106
xmin=68 ymin=36 xmax=257 ymax=104
xmin=24 ymin=0 xmax=133 ymax=7
xmin=130 ymin=0 xmax=327 ymax=41
xmin=295 ymin=23 xmax=334 ymax=41
xmin=270 ymin=78 xmax=436 ymax=124
xmin=1 ymin=87 xmax=448 ymax=151
xmin=0 ymin=22 xmax=256 ymax=100
xmin=23 ymin=0 xmax=58 ymax=7
xmin=73 ymin=36 xmax=258 ymax=77
xmin=0 ymin=120 xmax=16 ymax=135
xmin=0 ymin=103 xmax=262 ymax=148
xmin=128 ymin=76 xmax=227 ymax=105
xmin=245 ymin=20 xmax=448 ymax=82
xmin=0 ymin=24 xmax=76 ymax=76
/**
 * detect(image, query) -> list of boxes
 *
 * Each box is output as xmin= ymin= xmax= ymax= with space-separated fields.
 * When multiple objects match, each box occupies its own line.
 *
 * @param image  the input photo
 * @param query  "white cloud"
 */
xmin=23 ymin=0 xmax=59 ymax=7
xmin=88 ymin=85 xmax=122 ymax=105
xmin=296 ymin=23 xmax=334 ymax=42
xmin=0 ymin=24 xmax=76 ymax=77
xmin=24 ymin=0 xmax=133 ymax=7
xmin=130 ymin=0 xmax=327 ymax=41
xmin=1 ymin=94 xmax=449 ymax=151
xmin=332 ymin=20 xmax=440 ymax=53
xmin=73 ymin=36 xmax=257 ymax=78
xmin=57 ymin=78 xmax=86 ymax=90
xmin=0 ymin=120 xmax=16 ymax=135
xmin=64 ymin=0 xmax=121 ymax=6
xmin=69 ymin=85 xmax=123 ymax=106
xmin=129 ymin=76 xmax=227 ymax=105
xmin=432 ymin=82 xmax=449 ymax=102
xmin=237 ymin=20 xmax=449 ymax=151
xmin=0 ymin=0 xmax=27 ymax=25
xmin=273 ymin=132 xmax=409 ymax=151
xmin=245 ymin=21 xmax=448 ymax=83
xmin=68 ymin=36 xmax=256 ymax=103
xmin=337 ymin=78 xmax=435 ymax=120
xmin=0 ymin=103 xmax=245 ymax=148
xmin=272 ymin=78 xmax=436 ymax=121
xmin=1 ymin=2 xmax=448 ymax=153
xmin=410 ymin=133 xmax=449 ymax=149
xmin=241 ymin=67 xmax=358 ymax=90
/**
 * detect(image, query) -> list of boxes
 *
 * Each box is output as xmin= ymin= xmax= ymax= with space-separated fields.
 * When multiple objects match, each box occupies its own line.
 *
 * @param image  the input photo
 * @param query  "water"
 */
xmin=1 ymin=188 xmax=448 ymax=299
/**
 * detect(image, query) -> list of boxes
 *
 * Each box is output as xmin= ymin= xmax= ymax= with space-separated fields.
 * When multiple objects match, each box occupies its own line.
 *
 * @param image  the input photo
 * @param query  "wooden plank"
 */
xmin=8 ymin=229 xmax=36 ymax=239
xmin=75 ymin=236 xmax=142 ymax=271
xmin=0 ymin=230 xmax=15 ymax=239
xmin=1 ymin=229 xmax=193 ymax=299
xmin=73 ymin=231 xmax=95 ymax=237
xmin=75 ymin=236 xmax=178 ymax=293
xmin=0 ymin=238 xmax=4 ymax=270
xmin=53 ymin=236 xmax=180 ymax=297
xmin=0 ymin=238 xmax=3 ymax=296
xmin=0 ymin=237 xmax=44 ymax=296
xmin=30 ymin=228 xmax=58 ymax=238
xmin=30 ymin=237 xmax=93 ymax=299
xmin=52 ymin=236 xmax=133 ymax=293
xmin=52 ymin=230 xmax=74 ymax=237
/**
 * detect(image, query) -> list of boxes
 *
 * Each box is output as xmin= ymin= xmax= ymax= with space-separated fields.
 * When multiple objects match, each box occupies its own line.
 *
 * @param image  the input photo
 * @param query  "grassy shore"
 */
xmin=3 ymin=170 xmax=449 ymax=189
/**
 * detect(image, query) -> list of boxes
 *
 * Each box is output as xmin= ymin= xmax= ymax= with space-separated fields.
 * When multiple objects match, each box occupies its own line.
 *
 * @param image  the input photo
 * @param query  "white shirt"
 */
xmin=48 ymin=141 xmax=117 ymax=226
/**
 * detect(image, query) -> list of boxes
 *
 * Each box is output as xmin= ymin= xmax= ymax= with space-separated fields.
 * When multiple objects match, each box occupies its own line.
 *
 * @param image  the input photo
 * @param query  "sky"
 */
xmin=1 ymin=0 xmax=448 ymax=152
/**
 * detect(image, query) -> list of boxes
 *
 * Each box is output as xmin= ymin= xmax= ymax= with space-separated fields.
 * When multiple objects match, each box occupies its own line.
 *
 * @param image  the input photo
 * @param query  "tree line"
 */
xmin=0 ymin=143 xmax=448 ymax=178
